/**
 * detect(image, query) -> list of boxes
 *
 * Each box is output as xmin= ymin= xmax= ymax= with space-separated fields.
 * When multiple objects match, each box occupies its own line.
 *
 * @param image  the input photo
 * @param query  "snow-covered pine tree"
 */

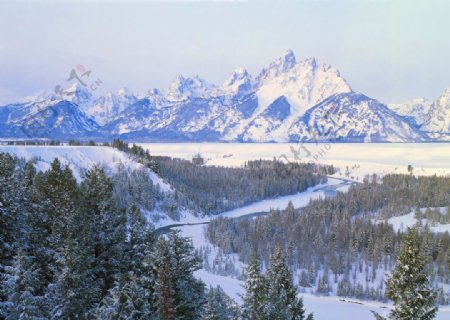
xmin=153 ymin=231 xmax=206 ymax=320
xmin=373 ymin=227 xmax=438 ymax=320
xmin=51 ymin=238 xmax=98 ymax=319
xmin=0 ymin=153 xmax=21 ymax=306
xmin=80 ymin=165 xmax=127 ymax=297
xmin=95 ymin=272 xmax=155 ymax=320
xmin=166 ymin=230 xmax=206 ymax=319
xmin=240 ymin=254 xmax=267 ymax=320
xmin=51 ymin=195 xmax=99 ymax=319
xmin=265 ymin=247 xmax=310 ymax=320
xmin=2 ymin=247 xmax=47 ymax=319
xmin=126 ymin=203 xmax=155 ymax=276
xmin=205 ymin=285 xmax=238 ymax=320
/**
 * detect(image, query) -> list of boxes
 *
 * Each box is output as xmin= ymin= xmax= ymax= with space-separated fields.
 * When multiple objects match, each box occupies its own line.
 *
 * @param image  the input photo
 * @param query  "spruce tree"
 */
xmin=153 ymin=231 xmax=206 ymax=320
xmin=240 ymin=254 xmax=267 ymax=320
xmin=2 ymin=247 xmax=47 ymax=320
xmin=80 ymin=165 xmax=127 ymax=297
xmin=0 ymin=153 xmax=21 ymax=303
xmin=126 ymin=204 xmax=155 ymax=276
xmin=95 ymin=273 xmax=155 ymax=320
xmin=51 ymin=199 xmax=99 ymax=319
xmin=373 ymin=228 xmax=438 ymax=320
xmin=265 ymin=247 xmax=309 ymax=320
xmin=206 ymin=286 xmax=238 ymax=320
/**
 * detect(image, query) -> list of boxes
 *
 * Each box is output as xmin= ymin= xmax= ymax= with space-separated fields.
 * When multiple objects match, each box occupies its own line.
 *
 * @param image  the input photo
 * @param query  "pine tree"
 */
xmin=51 ymin=200 xmax=99 ymax=319
xmin=126 ymin=204 xmax=155 ymax=276
xmin=1 ymin=159 xmax=50 ymax=319
xmin=95 ymin=273 xmax=155 ymax=320
xmin=0 ymin=153 xmax=21 ymax=305
xmin=2 ymin=247 xmax=47 ymax=320
xmin=153 ymin=231 xmax=206 ymax=320
xmin=373 ymin=228 xmax=438 ymax=320
xmin=265 ymin=247 xmax=309 ymax=320
xmin=206 ymin=286 xmax=238 ymax=320
xmin=240 ymin=254 xmax=267 ymax=320
xmin=80 ymin=165 xmax=127 ymax=297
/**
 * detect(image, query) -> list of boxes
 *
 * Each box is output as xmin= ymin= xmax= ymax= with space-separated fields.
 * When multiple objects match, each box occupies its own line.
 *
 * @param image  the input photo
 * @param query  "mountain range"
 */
xmin=1 ymin=50 xmax=449 ymax=142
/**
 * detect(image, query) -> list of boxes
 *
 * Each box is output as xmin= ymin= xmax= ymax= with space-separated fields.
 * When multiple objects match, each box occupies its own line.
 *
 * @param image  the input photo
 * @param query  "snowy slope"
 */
xmin=421 ymin=87 xmax=450 ymax=137
xmin=86 ymin=87 xmax=138 ymax=125
xmin=389 ymin=97 xmax=431 ymax=127
xmin=0 ymin=146 xmax=170 ymax=191
xmin=289 ymin=92 xmax=426 ymax=142
xmin=382 ymin=208 xmax=450 ymax=234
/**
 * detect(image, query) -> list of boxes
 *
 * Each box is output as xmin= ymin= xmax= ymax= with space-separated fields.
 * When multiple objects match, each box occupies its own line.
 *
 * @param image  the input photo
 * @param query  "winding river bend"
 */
xmin=155 ymin=176 xmax=355 ymax=235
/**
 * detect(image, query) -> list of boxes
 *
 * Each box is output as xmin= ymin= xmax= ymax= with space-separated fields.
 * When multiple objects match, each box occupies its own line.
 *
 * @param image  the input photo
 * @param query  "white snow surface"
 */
xmin=138 ymin=143 xmax=450 ymax=182
xmin=382 ymin=207 xmax=450 ymax=234
xmin=0 ymin=146 xmax=170 ymax=193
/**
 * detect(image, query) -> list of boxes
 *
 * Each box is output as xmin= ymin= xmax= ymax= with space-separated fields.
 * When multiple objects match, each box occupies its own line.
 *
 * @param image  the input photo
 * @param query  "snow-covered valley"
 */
xmin=1 ymin=144 xmax=449 ymax=319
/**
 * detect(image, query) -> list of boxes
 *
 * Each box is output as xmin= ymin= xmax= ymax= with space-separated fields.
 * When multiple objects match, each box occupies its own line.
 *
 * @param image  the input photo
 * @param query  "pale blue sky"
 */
xmin=0 ymin=0 xmax=449 ymax=104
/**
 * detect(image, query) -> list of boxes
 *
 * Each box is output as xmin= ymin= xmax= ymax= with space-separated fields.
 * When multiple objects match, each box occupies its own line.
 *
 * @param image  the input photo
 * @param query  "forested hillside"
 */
xmin=111 ymin=140 xmax=330 ymax=216
xmin=153 ymin=156 xmax=328 ymax=215
xmin=207 ymin=174 xmax=450 ymax=303
xmin=0 ymin=152 xmax=317 ymax=319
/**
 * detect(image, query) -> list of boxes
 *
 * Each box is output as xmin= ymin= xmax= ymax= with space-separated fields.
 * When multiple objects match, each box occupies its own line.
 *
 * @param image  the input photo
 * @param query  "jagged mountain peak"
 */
xmin=256 ymin=50 xmax=297 ymax=84
xmin=224 ymin=67 xmax=250 ymax=83
xmin=254 ymin=51 xmax=352 ymax=118
xmin=421 ymin=86 xmax=450 ymax=134
xmin=117 ymin=87 xmax=134 ymax=97
xmin=165 ymin=74 xmax=215 ymax=101
xmin=221 ymin=67 xmax=253 ymax=96
xmin=437 ymin=86 xmax=450 ymax=104
xmin=66 ymin=82 xmax=89 ymax=94
xmin=272 ymin=49 xmax=297 ymax=72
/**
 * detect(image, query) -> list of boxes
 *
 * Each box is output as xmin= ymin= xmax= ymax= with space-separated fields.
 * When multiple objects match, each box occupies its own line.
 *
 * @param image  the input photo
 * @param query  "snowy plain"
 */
xmin=138 ymin=143 xmax=450 ymax=181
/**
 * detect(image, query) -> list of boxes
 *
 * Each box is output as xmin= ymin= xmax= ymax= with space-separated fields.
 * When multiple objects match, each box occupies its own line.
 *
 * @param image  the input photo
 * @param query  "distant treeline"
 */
xmin=152 ymin=156 xmax=329 ymax=215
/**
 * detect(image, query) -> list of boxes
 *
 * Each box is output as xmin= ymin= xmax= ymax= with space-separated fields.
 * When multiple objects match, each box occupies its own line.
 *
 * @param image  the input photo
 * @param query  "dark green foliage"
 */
xmin=153 ymin=231 xmax=206 ymax=319
xmin=207 ymin=174 xmax=450 ymax=302
xmin=385 ymin=228 xmax=438 ymax=320
xmin=240 ymin=250 xmax=310 ymax=320
xmin=0 ymin=153 xmax=212 ymax=319
xmin=265 ymin=248 xmax=307 ymax=320
xmin=153 ymin=157 xmax=326 ymax=215
xmin=240 ymin=254 xmax=267 ymax=320
xmin=206 ymin=286 xmax=238 ymax=320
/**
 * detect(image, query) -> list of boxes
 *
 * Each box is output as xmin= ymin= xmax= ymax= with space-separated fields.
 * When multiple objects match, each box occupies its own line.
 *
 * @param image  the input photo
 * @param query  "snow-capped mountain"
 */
xmin=421 ymin=87 xmax=450 ymax=137
xmin=291 ymin=92 xmax=426 ymax=142
xmin=0 ymin=99 xmax=99 ymax=139
xmin=220 ymin=67 xmax=253 ymax=97
xmin=0 ymin=50 xmax=445 ymax=142
xmin=165 ymin=75 xmax=215 ymax=101
xmin=59 ymin=83 xmax=95 ymax=111
xmin=389 ymin=98 xmax=431 ymax=127
xmin=87 ymin=87 xmax=138 ymax=125
xmin=226 ymin=50 xmax=353 ymax=141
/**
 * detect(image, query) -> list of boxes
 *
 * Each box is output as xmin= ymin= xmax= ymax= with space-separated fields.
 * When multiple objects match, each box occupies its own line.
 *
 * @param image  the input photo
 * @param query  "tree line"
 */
xmin=207 ymin=174 xmax=450 ymax=304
